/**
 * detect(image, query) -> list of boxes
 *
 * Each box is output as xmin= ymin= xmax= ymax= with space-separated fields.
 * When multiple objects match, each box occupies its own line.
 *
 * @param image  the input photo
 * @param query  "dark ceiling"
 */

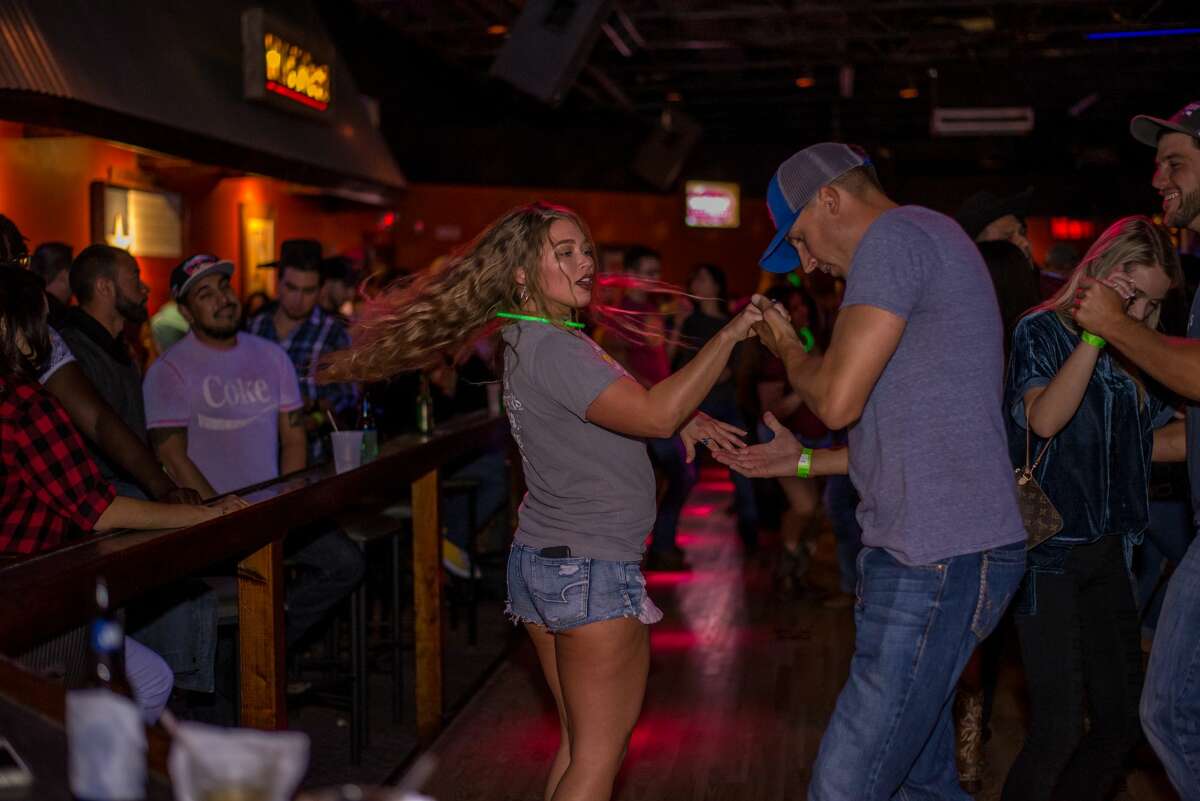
xmin=320 ymin=0 xmax=1200 ymax=214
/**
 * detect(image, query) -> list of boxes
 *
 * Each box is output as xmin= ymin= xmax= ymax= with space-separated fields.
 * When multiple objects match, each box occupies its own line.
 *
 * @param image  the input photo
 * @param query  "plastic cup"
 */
xmin=330 ymin=431 xmax=364 ymax=474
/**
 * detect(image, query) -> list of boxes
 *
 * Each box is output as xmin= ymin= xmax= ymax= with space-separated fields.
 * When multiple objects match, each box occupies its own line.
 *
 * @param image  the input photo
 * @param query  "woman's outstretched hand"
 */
xmin=680 ymin=412 xmax=747 ymax=464
xmin=711 ymin=412 xmax=801 ymax=478
xmin=723 ymin=300 xmax=765 ymax=342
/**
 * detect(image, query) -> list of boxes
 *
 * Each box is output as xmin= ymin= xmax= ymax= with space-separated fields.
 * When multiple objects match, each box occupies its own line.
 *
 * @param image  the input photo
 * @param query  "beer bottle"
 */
xmin=358 ymin=394 xmax=380 ymax=462
xmin=416 ymin=375 xmax=434 ymax=435
xmin=68 ymin=578 xmax=147 ymax=801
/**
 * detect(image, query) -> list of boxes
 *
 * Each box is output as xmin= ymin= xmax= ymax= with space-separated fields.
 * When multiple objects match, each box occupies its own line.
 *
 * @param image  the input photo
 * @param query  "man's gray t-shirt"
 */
xmin=502 ymin=321 xmax=656 ymax=561
xmin=842 ymin=205 xmax=1026 ymax=565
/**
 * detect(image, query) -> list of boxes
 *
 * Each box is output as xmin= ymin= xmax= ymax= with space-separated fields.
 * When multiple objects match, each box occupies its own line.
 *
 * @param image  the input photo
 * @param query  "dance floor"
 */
xmin=421 ymin=470 xmax=1179 ymax=801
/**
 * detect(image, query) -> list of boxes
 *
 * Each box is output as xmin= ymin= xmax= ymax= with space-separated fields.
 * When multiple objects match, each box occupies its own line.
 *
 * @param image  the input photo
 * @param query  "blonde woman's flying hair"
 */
xmin=320 ymin=201 xmax=592 ymax=384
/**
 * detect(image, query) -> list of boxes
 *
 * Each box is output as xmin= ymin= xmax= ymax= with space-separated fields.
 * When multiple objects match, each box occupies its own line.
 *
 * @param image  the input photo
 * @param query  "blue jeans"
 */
xmin=809 ymin=542 xmax=1026 ymax=801
xmin=823 ymin=475 xmax=862 ymax=594
xmin=1136 ymin=499 xmax=1194 ymax=636
xmin=115 ymin=481 xmax=219 ymax=694
xmin=1142 ymin=530 xmax=1200 ymax=801
xmin=647 ymin=436 xmax=697 ymax=553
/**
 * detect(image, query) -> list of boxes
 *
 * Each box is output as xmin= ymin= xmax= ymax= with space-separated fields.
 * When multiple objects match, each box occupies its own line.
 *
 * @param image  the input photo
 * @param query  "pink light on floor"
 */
xmin=683 ymin=504 xmax=717 ymax=517
xmin=674 ymin=532 xmax=717 ymax=546
xmin=643 ymin=570 xmax=697 ymax=588
xmin=696 ymin=480 xmax=735 ymax=493
xmin=650 ymin=629 xmax=702 ymax=651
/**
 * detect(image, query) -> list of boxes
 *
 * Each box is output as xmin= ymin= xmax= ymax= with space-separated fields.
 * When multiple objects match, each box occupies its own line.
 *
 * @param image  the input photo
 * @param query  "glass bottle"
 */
xmin=68 ymin=578 xmax=146 ymax=801
xmin=416 ymin=375 xmax=434 ymax=435
xmin=358 ymin=395 xmax=379 ymax=462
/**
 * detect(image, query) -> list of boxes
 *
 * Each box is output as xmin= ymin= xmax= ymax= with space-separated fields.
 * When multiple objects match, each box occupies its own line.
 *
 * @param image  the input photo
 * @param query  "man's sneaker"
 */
xmin=442 ymin=539 xmax=481 ymax=580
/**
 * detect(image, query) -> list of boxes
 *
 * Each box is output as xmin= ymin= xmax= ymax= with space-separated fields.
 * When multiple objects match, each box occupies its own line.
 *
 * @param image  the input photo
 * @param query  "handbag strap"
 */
xmin=1024 ymin=424 xmax=1053 ymax=475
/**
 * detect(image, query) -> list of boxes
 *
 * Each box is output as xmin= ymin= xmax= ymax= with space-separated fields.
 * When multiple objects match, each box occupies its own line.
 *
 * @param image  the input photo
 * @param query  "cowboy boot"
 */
xmin=955 ymin=689 xmax=985 ymax=793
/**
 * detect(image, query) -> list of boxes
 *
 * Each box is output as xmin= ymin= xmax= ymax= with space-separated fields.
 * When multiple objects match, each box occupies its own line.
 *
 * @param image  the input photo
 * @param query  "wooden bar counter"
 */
xmin=0 ymin=411 xmax=509 ymax=744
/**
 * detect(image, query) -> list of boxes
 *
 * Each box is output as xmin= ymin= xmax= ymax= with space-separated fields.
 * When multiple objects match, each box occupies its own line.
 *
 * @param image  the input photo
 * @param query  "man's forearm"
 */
xmin=280 ymin=441 xmax=307 ymax=476
xmin=812 ymin=447 xmax=849 ymax=477
xmin=1154 ymin=419 xmax=1187 ymax=462
xmin=93 ymin=410 xmax=176 ymax=499
xmin=1105 ymin=318 xmax=1200 ymax=402
xmin=781 ymin=341 xmax=830 ymax=415
xmin=163 ymin=456 xmax=218 ymax=500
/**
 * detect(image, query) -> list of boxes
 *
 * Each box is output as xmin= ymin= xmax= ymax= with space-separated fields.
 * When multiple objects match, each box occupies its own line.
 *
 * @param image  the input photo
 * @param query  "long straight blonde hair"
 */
xmin=1041 ymin=215 xmax=1181 ymax=332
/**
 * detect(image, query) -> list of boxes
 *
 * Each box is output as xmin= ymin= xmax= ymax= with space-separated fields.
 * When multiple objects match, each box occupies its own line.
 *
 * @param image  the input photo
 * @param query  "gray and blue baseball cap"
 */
xmin=760 ymin=143 xmax=870 ymax=273
xmin=1131 ymin=101 xmax=1200 ymax=147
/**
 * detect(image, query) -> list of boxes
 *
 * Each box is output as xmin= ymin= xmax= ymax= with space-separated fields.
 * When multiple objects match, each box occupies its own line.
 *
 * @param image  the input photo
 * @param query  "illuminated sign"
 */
xmin=1050 ymin=217 xmax=1097 ymax=240
xmin=685 ymin=181 xmax=740 ymax=229
xmin=90 ymin=184 xmax=183 ymax=259
xmin=243 ymin=8 xmax=333 ymax=116
xmin=263 ymin=32 xmax=330 ymax=111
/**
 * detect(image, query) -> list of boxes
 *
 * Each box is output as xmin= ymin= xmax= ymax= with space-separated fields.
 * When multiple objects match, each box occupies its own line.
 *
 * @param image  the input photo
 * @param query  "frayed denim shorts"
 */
xmin=506 ymin=543 xmax=664 ymax=633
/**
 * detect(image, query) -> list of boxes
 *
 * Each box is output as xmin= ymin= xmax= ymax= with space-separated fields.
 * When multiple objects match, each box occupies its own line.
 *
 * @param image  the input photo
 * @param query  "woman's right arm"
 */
xmin=586 ymin=301 xmax=763 ymax=439
xmin=94 ymin=495 xmax=245 ymax=532
xmin=1023 ymin=340 xmax=1102 ymax=439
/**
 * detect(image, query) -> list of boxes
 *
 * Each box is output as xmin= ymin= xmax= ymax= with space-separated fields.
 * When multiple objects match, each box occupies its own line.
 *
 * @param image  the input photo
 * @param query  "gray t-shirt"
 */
xmin=842 ymin=205 xmax=1026 ymax=565
xmin=502 ymin=321 xmax=656 ymax=561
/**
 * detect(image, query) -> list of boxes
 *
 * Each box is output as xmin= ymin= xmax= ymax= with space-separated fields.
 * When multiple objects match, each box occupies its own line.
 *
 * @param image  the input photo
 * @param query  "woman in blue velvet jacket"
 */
xmin=1002 ymin=216 xmax=1185 ymax=801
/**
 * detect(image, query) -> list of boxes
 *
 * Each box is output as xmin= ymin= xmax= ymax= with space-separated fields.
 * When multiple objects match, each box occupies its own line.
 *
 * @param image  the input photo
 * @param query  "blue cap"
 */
xmin=760 ymin=143 xmax=870 ymax=273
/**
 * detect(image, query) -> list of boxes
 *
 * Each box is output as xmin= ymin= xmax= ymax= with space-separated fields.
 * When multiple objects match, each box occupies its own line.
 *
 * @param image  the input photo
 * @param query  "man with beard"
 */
xmin=62 ymin=245 xmax=218 ymax=696
xmin=61 ymin=245 xmax=158 ymax=493
xmin=1074 ymin=101 xmax=1200 ymax=800
xmin=144 ymin=254 xmax=363 ymax=649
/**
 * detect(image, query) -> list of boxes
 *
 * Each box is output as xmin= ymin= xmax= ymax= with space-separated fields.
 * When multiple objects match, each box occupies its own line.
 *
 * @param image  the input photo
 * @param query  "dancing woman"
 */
xmin=322 ymin=202 xmax=763 ymax=801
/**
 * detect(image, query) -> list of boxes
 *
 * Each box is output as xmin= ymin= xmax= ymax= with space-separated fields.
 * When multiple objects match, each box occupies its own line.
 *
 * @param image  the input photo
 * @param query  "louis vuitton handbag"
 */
xmin=1015 ymin=427 xmax=1062 ymax=550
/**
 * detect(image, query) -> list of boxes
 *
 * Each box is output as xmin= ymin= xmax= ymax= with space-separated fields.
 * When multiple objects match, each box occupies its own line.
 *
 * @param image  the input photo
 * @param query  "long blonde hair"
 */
xmin=1042 ymin=215 xmax=1181 ymax=332
xmin=319 ymin=202 xmax=594 ymax=383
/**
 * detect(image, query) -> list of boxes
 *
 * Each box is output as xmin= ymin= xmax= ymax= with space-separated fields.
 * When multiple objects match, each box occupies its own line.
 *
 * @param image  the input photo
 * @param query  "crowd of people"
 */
xmin=2 ymin=98 xmax=1200 ymax=801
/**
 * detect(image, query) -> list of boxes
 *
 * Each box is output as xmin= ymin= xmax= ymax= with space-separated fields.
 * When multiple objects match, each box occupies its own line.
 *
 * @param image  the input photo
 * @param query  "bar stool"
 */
xmin=441 ymin=477 xmax=510 ymax=646
xmin=337 ymin=502 xmax=412 ymax=751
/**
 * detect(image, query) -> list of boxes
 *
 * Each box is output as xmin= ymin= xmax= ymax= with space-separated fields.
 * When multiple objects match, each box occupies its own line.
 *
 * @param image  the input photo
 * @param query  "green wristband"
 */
xmin=1080 ymin=331 xmax=1106 ymax=349
xmin=796 ymin=447 xmax=814 ymax=479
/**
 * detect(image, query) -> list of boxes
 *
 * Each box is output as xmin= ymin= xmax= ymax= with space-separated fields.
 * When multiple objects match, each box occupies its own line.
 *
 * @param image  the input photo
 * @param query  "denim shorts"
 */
xmin=505 ymin=543 xmax=664 ymax=633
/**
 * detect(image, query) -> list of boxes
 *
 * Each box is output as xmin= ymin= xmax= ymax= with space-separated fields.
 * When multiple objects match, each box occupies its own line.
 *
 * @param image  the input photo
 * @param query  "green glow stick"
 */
xmin=496 ymin=311 xmax=585 ymax=329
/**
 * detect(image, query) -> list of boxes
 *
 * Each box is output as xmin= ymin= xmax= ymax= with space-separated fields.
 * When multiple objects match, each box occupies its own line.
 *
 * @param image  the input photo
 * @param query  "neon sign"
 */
xmin=243 ymin=8 xmax=333 ymax=116
xmin=263 ymin=33 xmax=330 ymax=111
xmin=685 ymin=181 xmax=741 ymax=228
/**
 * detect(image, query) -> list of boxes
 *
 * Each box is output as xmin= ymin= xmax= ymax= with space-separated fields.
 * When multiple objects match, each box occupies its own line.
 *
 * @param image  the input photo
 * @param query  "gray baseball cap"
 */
xmin=760 ymin=143 xmax=870 ymax=273
xmin=1131 ymin=101 xmax=1200 ymax=147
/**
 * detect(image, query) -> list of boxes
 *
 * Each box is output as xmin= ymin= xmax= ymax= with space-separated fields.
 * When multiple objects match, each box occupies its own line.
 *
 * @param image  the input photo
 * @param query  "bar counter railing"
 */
xmin=0 ymin=410 xmax=511 ymax=746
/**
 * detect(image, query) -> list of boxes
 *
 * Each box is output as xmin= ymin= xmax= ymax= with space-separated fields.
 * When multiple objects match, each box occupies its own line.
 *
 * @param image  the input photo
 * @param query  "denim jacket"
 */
xmin=1006 ymin=311 xmax=1173 ymax=609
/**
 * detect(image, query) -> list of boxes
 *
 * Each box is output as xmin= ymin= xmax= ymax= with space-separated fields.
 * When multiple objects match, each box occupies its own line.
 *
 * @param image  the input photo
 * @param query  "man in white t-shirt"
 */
xmin=144 ymin=255 xmax=363 ymax=647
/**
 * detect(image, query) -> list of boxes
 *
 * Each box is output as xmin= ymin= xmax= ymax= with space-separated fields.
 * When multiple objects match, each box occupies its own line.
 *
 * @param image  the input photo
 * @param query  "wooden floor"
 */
xmin=421 ymin=471 xmax=1181 ymax=801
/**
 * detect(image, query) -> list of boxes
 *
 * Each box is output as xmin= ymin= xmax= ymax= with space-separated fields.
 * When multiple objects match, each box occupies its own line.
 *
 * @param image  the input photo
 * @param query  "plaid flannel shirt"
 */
xmin=246 ymin=303 xmax=358 ymax=418
xmin=1 ymin=378 xmax=115 ymax=553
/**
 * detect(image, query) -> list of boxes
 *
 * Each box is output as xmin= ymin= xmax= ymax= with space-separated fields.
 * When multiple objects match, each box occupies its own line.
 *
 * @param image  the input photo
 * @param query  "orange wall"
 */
xmin=0 ymin=134 xmax=380 ymax=312
xmin=392 ymin=184 xmax=776 ymax=297
xmin=187 ymin=176 xmax=379 ymax=305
